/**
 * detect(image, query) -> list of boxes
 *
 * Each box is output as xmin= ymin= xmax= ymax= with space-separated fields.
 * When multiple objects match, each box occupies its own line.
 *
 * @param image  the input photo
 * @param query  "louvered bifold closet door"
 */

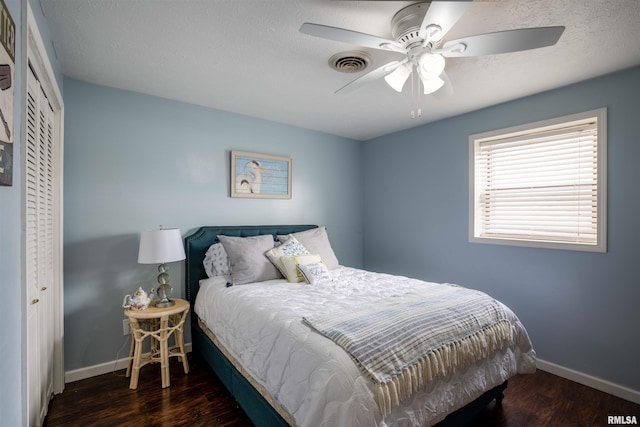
xmin=26 ymin=67 xmax=38 ymax=305
xmin=26 ymin=63 xmax=55 ymax=425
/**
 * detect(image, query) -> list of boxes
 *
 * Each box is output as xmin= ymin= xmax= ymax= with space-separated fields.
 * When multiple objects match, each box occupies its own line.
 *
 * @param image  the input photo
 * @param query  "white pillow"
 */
xmin=297 ymin=262 xmax=331 ymax=285
xmin=278 ymin=226 xmax=339 ymax=270
xmin=279 ymin=254 xmax=323 ymax=282
xmin=203 ymin=243 xmax=231 ymax=277
xmin=217 ymin=234 xmax=280 ymax=285
xmin=265 ymin=236 xmax=310 ymax=277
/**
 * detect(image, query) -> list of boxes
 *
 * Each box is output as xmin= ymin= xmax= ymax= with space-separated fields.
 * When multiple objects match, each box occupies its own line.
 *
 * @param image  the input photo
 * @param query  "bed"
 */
xmin=185 ymin=225 xmax=536 ymax=426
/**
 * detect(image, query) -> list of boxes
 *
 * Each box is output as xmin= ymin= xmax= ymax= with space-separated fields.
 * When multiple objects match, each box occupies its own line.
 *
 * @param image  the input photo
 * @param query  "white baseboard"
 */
xmin=536 ymin=359 xmax=640 ymax=404
xmin=64 ymin=348 xmax=639 ymax=405
xmin=65 ymin=342 xmax=192 ymax=384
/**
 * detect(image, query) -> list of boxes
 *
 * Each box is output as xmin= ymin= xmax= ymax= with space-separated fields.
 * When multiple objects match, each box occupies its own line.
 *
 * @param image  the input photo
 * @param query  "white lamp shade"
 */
xmin=421 ymin=76 xmax=445 ymax=94
xmin=384 ymin=63 xmax=412 ymax=92
xmin=418 ymin=54 xmax=445 ymax=79
xmin=138 ymin=228 xmax=186 ymax=264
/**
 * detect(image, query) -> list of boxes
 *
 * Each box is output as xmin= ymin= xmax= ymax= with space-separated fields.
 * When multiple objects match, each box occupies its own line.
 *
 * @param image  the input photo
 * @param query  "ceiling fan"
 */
xmin=300 ymin=1 xmax=565 ymax=97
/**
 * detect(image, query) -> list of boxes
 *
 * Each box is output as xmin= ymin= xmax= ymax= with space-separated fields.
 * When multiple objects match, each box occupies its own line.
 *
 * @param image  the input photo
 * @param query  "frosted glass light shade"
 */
xmin=384 ymin=63 xmax=412 ymax=92
xmin=418 ymin=54 xmax=445 ymax=78
xmin=421 ymin=76 xmax=445 ymax=94
xmin=138 ymin=228 xmax=186 ymax=264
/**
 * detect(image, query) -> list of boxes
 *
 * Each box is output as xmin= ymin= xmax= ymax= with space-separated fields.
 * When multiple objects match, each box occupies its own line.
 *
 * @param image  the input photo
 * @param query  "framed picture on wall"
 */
xmin=0 ymin=0 xmax=15 ymax=186
xmin=230 ymin=150 xmax=292 ymax=199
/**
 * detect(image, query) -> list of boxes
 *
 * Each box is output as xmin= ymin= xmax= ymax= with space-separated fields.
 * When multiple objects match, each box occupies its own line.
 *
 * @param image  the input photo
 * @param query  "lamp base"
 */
xmin=154 ymin=298 xmax=175 ymax=308
xmin=154 ymin=280 xmax=174 ymax=308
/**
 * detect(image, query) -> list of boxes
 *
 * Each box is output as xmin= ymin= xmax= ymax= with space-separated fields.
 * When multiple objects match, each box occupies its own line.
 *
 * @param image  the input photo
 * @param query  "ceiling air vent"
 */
xmin=329 ymin=51 xmax=371 ymax=73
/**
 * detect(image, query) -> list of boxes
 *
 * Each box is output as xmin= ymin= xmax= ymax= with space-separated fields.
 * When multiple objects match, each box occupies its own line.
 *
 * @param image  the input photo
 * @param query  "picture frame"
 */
xmin=230 ymin=150 xmax=292 ymax=199
xmin=0 ymin=0 xmax=15 ymax=186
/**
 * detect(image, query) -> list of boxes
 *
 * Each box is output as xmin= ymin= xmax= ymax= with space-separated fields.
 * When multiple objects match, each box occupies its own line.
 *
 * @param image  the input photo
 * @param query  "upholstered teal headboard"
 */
xmin=184 ymin=225 xmax=318 ymax=305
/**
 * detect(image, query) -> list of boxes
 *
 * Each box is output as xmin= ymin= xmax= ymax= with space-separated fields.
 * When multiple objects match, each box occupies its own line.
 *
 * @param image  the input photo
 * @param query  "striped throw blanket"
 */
xmin=303 ymin=284 xmax=513 ymax=415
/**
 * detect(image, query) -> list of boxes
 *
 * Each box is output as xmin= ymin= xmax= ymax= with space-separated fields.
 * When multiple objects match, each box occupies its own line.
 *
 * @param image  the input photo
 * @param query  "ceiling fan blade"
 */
xmin=441 ymin=26 xmax=565 ymax=57
xmin=418 ymin=1 xmax=472 ymax=42
xmin=336 ymin=60 xmax=404 ymax=94
xmin=300 ymin=23 xmax=406 ymax=53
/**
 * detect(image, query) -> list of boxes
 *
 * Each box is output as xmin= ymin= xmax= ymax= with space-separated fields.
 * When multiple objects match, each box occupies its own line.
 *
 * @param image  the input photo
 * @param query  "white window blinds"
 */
xmin=470 ymin=109 xmax=606 ymax=252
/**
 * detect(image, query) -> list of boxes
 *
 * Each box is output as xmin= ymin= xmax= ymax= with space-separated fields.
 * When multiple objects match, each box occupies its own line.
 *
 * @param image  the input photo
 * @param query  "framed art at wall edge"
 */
xmin=230 ymin=150 xmax=292 ymax=199
xmin=0 ymin=0 xmax=15 ymax=186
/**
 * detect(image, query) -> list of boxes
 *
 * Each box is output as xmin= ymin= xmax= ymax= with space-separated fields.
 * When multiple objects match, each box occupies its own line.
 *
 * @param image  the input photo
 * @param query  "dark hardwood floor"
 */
xmin=44 ymin=353 xmax=639 ymax=427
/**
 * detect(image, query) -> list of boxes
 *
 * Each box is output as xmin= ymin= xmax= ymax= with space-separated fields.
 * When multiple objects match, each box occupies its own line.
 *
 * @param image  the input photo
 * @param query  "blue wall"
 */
xmin=363 ymin=66 xmax=640 ymax=392
xmin=63 ymin=78 xmax=364 ymax=371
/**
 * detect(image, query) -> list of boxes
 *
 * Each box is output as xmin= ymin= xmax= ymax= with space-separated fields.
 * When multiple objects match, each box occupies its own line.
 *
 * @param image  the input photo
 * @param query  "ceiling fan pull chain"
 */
xmin=410 ymin=68 xmax=417 ymax=119
xmin=417 ymin=73 xmax=422 ymax=117
xmin=409 ymin=69 xmax=422 ymax=119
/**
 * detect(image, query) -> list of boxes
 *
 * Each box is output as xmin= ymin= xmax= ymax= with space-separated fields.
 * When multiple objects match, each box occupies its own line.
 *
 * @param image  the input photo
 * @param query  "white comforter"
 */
xmin=194 ymin=267 xmax=536 ymax=427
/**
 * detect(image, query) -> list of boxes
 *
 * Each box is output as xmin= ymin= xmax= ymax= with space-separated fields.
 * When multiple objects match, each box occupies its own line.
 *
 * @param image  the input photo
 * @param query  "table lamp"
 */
xmin=138 ymin=227 xmax=185 ymax=308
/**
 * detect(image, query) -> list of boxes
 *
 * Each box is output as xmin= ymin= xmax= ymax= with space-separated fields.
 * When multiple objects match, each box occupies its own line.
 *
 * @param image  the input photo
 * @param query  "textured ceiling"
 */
xmin=40 ymin=0 xmax=640 ymax=140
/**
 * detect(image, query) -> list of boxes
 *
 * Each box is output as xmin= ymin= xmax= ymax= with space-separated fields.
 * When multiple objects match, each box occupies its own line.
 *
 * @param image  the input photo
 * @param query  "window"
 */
xmin=469 ymin=108 xmax=607 ymax=252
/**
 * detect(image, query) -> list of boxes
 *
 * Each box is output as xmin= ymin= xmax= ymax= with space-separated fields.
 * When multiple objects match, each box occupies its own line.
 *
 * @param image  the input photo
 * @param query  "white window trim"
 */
xmin=468 ymin=108 xmax=607 ymax=252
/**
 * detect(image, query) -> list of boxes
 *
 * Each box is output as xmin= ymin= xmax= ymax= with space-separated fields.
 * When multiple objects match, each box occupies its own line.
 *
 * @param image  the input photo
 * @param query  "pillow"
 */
xmin=199 ymin=275 xmax=231 ymax=289
xmin=203 ymin=243 xmax=231 ymax=277
xmin=264 ymin=236 xmax=310 ymax=276
xmin=297 ymin=262 xmax=331 ymax=285
xmin=217 ymin=234 xmax=280 ymax=285
xmin=278 ymin=226 xmax=339 ymax=270
xmin=279 ymin=254 xmax=323 ymax=282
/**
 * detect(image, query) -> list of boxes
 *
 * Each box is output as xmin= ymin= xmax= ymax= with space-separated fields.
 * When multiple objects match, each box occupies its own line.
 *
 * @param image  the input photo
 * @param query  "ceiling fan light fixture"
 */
xmin=421 ymin=75 xmax=445 ymax=95
xmin=384 ymin=62 xmax=412 ymax=92
xmin=418 ymin=53 xmax=445 ymax=79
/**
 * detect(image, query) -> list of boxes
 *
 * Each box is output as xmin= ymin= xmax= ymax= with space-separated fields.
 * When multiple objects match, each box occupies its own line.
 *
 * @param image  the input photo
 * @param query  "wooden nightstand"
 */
xmin=124 ymin=298 xmax=190 ymax=389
